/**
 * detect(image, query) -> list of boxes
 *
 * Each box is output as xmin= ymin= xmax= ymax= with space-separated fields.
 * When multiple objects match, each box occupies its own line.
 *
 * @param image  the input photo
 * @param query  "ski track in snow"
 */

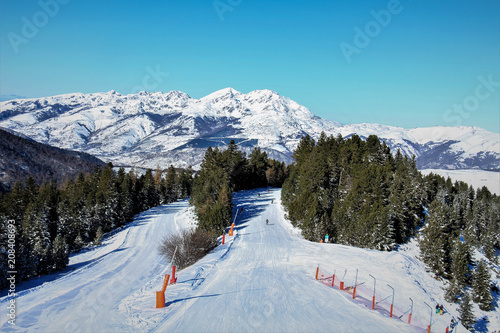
xmin=1 ymin=190 xmax=498 ymax=332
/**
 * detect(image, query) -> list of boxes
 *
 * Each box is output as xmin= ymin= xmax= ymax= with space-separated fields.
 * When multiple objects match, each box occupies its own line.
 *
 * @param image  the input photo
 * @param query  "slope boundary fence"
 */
xmin=315 ymin=267 xmax=429 ymax=332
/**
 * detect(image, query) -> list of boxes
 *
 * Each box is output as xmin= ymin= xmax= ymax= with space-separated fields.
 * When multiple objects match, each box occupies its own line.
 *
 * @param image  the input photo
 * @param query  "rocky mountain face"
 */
xmin=0 ymin=88 xmax=498 ymax=171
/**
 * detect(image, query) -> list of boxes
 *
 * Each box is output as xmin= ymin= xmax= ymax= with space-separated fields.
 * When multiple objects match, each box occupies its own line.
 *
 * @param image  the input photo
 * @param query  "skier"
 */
xmin=436 ymin=304 xmax=440 ymax=314
xmin=266 ymin=219 xmax=269 ymax=225
xmin=450 ymin=318 xmax=455 ymax=328
xmin=445 ymin=326 xmax=449 ymax=333
xmin=439 ymin=304 xmax=444 ymax=315
xmin=271 ymin=199 xmax=274 ymax=204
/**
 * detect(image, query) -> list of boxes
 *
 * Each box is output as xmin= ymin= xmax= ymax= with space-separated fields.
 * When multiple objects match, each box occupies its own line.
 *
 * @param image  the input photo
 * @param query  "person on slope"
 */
xmin=266 ymin=219 xmax=269 ymax=225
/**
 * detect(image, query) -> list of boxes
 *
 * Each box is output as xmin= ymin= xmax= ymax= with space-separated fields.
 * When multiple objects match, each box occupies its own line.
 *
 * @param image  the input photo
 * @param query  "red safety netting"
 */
xmin=315 ymin=267 xmax=428 ymax=332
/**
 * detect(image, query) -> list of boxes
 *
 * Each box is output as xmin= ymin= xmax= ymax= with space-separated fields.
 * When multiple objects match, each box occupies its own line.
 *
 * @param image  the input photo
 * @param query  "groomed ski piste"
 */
xmin=1 ymin=189 xmax=499 ymax=332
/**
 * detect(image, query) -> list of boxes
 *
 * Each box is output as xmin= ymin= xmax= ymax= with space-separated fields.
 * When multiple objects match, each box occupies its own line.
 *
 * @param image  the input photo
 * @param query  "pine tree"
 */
xmin=94 ymin=226 xmax=104 ymax=245
xmin=472 ymin=259 xmax=493 ymax=311
xmin=445 ymin=240 xmax=472 ymax=303
xmin=419 ymin=200 xmax=455 ymax=278
xmin=51 ymin=234 xmax=69 ymax=271
xmin=165 ymin=165 xmax=177 ymax=203
xmin=458 ymin=291 xmax=475 ymax=330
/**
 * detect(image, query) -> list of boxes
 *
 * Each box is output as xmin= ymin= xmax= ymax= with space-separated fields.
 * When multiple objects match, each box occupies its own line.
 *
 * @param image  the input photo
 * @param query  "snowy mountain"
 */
xmin=0 ymin=88 xmax=498 ymax=170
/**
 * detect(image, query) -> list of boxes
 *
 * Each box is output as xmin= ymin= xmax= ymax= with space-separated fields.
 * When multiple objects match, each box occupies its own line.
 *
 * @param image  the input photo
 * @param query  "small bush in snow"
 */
xmin=158 ymin=228 xmax=218 ymax=269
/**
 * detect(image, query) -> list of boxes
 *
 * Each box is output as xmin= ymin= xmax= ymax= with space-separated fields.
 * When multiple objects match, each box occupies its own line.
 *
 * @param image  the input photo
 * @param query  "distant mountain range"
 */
xmin=0 ymin=88 xmax=498 ymax=171
xmin=0 ymin=128 xmax=105 ymax=192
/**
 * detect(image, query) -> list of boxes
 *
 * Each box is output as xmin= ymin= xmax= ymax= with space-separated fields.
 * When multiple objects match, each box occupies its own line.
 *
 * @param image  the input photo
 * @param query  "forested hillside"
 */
xmin=0 ymin=128 xmax=105 ymax=193
xmin=281 ymin=133 xmax=499 ymax=313
xmin=0 ymin=164 xmax=192 ymax=289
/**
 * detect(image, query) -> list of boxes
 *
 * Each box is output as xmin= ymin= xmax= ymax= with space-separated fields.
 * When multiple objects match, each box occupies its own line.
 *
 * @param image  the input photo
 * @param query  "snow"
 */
xmin=421 ymin=169 xmax=500 ymax=195
xmin=0 ymin=89 xmax=498 ymax=170
xmin=3 ymin=189 xmax=498 ymax=332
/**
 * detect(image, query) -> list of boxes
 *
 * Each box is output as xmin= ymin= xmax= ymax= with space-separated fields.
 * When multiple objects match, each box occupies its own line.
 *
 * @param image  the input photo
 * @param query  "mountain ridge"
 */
xmin=0 ymin=88 xmax=498 ymax=170
xmin=0 ymin=128 xmax=105 ymax=192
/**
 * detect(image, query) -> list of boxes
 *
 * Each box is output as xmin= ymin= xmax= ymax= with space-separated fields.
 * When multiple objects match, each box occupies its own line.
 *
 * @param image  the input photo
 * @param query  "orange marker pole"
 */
xmin=315 ymin=266 xmax=319 ymax=280
xmin=372 ymin=296 xmax=376 ymax=310
xmin=161 ymin=274 xmax=170 ymax=293
xmin=171 ymin=266 xmax=177 ymax=284
xmin=222 ymin=233 xmax=225 ymax=245
xmin=229 ymin=223 xmax=235 ymax=236
xmin=352 ymin=286 xmax=357 ymax=299
xmin=340 ymin=281 xmax=344 ymax=290
xmin=156 ymin=291 xmax=165 ymax=308
xmin=331 ymin=274 xmax=335 ymax=287
xmin=426 ymin=325 xmax=431 ymax=333
xmin=390 ymin=304 xmax=393 ymax=318
xmin=408 ymin=313 xmax=412 ymax=325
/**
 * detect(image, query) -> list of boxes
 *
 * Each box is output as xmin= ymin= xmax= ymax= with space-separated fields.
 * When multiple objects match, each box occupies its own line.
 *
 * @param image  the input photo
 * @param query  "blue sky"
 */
xmin=1 ymin=0 xmax=499 ymax=132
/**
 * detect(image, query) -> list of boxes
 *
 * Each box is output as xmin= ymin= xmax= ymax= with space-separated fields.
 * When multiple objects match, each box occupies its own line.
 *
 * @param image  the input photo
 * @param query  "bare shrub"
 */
xmin=158 ymin=228 xmax=218 ymax=269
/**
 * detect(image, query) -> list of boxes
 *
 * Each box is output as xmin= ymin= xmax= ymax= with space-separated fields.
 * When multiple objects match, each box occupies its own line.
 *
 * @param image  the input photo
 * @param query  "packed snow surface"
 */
xmin=421 ymin=169 xmax=500 ymax=195
xmin=1 ymin=189 xmax=498 ymax=332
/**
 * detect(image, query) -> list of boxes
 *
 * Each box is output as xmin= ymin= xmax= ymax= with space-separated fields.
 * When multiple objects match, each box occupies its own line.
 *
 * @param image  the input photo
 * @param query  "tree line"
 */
xmin=420 ymin=173 xmax=499 ymax=315
xmin=282 ymin=133 xmax=426 ymax=250
xmin=0 ymin=163 xmax=192 ymax=289
xmin=190 ymin=141 xmax=288 ymax=234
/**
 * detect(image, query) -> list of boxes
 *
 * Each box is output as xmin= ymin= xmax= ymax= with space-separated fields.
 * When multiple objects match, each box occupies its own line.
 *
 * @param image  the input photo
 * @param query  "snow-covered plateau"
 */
xmin=421 ymin=169 xmax=500 ymax=195
xmin=1 ymin=189 xmax=498 ymax=332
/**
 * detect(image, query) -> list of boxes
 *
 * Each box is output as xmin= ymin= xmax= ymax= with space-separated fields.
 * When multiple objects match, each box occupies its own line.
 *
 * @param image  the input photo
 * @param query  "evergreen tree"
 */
xmin=94 ymin=226 xmax=104 ymax=245
xmin=446 ymin=240 xmax=472 ymax=303
xmin=51 ymin=234 xmax=70 ymax=271
xmin=472 ymin=259 xmax=493 ymax=311
xmin=458 ymin=291 xmax=475 ymax=330
xmin=419 ymin=200 xmax=455 ymax=278
xmin=164 ymin=165 xmax=177 ymax=203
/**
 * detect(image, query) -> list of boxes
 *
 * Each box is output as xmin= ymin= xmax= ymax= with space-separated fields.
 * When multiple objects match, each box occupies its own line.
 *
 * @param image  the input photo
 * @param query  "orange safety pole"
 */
xmin=387 ymin=283 xmax=395 ymax=318
xmin=352 ymin=269 xmax=358 ymax=299
xmin=156 ymin=291 xmax=165 ymax=308
xmin=339 ymin=281 xmax=344 ymax=290
xmin=427 ymin=325 xmax=431 ymax=333
xmin=161 ymin=274 xmax=170 ymax=293
xmin=156 ymin=274 xmax=170 ymax=308
xmin=171 ymin=266 xmax=177 ymax=284
xmin=222 ymin=233 xmax=225 ymax=245
xmin=369 ymin=274 xmax=376 ymax=310
xmin=228 ymin=223 xmax=235 ymax=236
xmin=315 ymin=266 xmax=319 ymax=280
xmin=408 ymin=297 xmax=413 ymax=324
xmin=331 ymin=274 xmax=335 ymax=287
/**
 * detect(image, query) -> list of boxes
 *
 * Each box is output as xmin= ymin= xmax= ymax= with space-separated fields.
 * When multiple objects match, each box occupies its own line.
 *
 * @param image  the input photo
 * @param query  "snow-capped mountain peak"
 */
xmin=0 ymin=89 xmax=498 ymax=170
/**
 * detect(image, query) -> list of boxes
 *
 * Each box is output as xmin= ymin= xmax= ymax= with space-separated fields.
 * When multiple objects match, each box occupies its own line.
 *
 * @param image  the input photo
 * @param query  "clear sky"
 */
xmin=1 ymin=0 xmax=499 ymax=132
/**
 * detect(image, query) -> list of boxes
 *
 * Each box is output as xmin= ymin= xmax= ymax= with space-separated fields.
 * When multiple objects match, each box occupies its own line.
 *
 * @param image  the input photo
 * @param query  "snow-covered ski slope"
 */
xmin=2 ymin=189 xmax=497 ymax=332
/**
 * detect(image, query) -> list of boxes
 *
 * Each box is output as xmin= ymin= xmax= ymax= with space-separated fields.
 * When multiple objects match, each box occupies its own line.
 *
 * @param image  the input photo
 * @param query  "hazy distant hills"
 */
xmin=0 ymin=128 xmax=105 ymax=192
xmin=0 ymin=88 xmax=498 ymax=171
